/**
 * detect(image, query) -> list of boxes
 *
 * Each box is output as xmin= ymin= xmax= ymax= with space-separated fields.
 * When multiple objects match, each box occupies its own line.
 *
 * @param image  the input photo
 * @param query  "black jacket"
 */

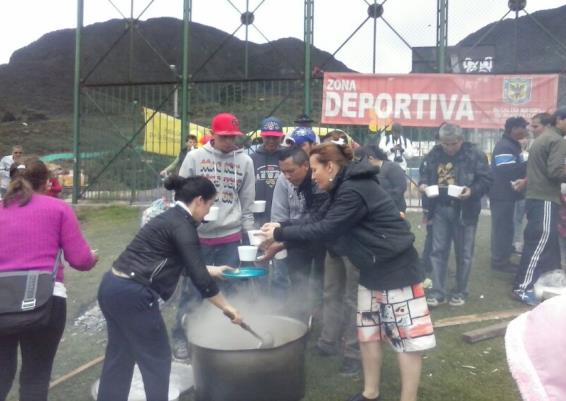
xmin=113 ymin=205 xmax=219 ymax=301
xmin=378 ymin=160 xmax=407 ymax=212
xmin=274 ymin=158 xmax=422 ymax=290
xmin=419 ymin=142 xmax=492 ymax=224
xmin=489 ymin=134 xmax=527 ymax=201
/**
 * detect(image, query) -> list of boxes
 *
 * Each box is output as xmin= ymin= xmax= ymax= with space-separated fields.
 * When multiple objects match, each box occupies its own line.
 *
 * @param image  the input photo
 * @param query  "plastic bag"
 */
xmin=534 ymin=270 xmax=566 ymax=300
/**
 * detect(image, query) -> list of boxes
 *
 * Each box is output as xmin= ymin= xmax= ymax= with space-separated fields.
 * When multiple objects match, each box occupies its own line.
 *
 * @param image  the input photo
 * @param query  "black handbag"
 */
xmin=0 ymin=250 xmax=62 ymax=335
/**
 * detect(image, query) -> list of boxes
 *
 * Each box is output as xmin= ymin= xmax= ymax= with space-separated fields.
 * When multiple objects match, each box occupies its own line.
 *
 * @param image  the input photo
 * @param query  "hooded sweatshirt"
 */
xmin=250 ymin=145 xmax=282 ymax=225
xmin=179 ymin=142 xmax=255 ymax=239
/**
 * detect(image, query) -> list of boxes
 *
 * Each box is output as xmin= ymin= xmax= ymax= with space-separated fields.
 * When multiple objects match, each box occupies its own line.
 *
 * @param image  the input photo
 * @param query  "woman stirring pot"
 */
xmin=261 ymin=143 xmax=436 ymax=401
xmin=97 ymin=175 xmax=242 ymax=401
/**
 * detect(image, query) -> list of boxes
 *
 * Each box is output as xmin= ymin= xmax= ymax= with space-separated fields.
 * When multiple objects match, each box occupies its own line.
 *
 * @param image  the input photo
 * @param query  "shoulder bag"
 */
xmin=0 ymin=250 xmax=62 ymax=335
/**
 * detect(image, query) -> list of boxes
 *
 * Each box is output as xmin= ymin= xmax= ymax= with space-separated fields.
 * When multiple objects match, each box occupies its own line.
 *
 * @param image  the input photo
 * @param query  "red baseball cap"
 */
xmin=211 ymin=113 xmax=243 ymax=136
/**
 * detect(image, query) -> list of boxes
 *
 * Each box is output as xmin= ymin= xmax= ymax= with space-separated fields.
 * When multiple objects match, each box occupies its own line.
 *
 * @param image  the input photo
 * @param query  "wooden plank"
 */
xmin=433 ymin=308 xmax=528 ymax=328
xmin=462 ymin=321 xmax=509 ymax=343
xmin=49 ymin=356 xmax=104 ymax=389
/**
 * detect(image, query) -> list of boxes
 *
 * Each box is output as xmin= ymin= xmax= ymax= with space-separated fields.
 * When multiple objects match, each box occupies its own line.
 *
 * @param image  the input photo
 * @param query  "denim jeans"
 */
xmin=318 ymin=253 xmax=360 ymax=360
xmin=513 ymin=199 xmax=526 ymax=245
xmin=429 ymin=205 xmax=477 ymax=300
xmin=490 ymin=199 xmax=516 ymax=267
xmin=97 ymin=273 xmax=170 ymax=401
xmin=171 ymin=241 xmax=240 ymax=342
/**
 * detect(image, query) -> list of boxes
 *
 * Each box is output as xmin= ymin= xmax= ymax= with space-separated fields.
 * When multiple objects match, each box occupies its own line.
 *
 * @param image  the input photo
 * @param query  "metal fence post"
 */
xmin=72 ymin=0 xmax=83 ymax=204
xmin=181 ymin=0 xmax=192 ymax=145
xmin=304 ymin=0 xmax=314 ymax=116
xmin=437 ymin=0 xmax=448 ymax=73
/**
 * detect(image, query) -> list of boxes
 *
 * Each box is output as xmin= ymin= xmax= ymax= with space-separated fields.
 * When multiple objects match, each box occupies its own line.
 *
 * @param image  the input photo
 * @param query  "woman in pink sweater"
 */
xmin=0 ymin=159 xmax=98 ymax=401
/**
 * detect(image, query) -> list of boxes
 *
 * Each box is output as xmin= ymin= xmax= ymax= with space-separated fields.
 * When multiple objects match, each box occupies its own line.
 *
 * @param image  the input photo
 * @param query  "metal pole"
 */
xmin=72 ymin=0 xmax=84 ymax=204
xmin=128 ymin=0 xmax=134 ymax=81
xmin=372 ymin=0 xmax=377 ymax=74
xmin=303 ymin=0 xmax=314 ymax=116
xmin=170 ymin=64 xmax=179 ymax=117
xmin=437 ymin=0 xmax=448 ymax=73
xmin=181 ymin=0 xmax=192 ymax=145
xmin=245 ymin=0 xmax=249 ymax=79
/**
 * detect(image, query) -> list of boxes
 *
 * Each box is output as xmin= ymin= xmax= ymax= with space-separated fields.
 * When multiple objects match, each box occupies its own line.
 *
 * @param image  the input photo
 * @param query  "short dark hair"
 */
xmin=504 ymin=117 xmax=528 ymax=134
xmin=187 ymin=135 xmax=197 ymax=141
xmin=355 ymin=145 xmax=388 ymax=161
xmin=163 ymin=175 xmax=216 ymax=204
xmin=532 ymin=112 xmax=554 ymax=126
xmin=278 ymin=145 xmax=309 ymax=165
xmin=553 ymin=108 xmax=566 ymax=123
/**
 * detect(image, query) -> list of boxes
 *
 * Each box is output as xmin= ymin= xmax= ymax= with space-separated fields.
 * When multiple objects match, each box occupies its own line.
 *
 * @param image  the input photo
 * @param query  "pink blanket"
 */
xmin=505 ymin=295 xmax=566 ymax=401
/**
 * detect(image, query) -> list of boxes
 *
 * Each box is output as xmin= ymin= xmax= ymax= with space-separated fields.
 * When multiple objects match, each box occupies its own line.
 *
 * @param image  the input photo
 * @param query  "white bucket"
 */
xmin=238 ymin=246 xmax=258 ymax=262
xmin=251 ymin=200 xmax=266 ymax=213
xmin=424 ymin=185 xmax=439 ymax=198
xmin=247 ymin=230 xmax=265 ymax=246
xmin=204 ymin=206 xmax=219 ymax=221
xmin=447 ymin=185 xmax=464 ymax=198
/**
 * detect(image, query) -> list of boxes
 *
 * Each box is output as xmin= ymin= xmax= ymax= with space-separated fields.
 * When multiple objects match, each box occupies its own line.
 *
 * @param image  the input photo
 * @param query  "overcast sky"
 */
xmin=1 ymin=0 xmax=565 ymax=72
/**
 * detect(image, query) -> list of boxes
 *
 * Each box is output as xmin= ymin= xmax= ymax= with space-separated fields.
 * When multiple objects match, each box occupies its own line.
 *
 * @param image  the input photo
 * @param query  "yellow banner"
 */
xmin=143 ymin=107 xmax=209 ymax=157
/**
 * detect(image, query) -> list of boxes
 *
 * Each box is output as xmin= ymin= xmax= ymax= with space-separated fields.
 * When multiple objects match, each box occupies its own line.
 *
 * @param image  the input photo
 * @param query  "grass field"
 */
xmin=8 ymin=207 xmax=523 ymax=401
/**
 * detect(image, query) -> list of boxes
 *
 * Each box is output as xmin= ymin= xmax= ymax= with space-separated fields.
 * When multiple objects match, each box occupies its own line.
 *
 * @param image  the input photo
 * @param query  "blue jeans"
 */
xmin=490 ymin=199 xmax=516 ymax=267
xmin=513 ymin=199 xmax=526 ymax=244
xmin=97 ymin=272 xmax=170 ymax=401
xmin=171 ymin=241 xmax=240 ymax=342
xmin=430 ymin=205 xmax=477 ymax=300
xmin=270 ymin=258 xmax=291 ymax=302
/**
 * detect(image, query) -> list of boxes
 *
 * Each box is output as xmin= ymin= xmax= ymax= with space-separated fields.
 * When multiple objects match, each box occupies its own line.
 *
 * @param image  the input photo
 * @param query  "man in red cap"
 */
xmin=250 ymin=116 xmax=285 ymax=226
xmin=172 ymin=112 xmax=255 ymax=359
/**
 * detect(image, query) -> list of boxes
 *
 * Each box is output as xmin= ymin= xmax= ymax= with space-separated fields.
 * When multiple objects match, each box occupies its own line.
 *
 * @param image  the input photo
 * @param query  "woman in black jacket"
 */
xmin=97 ymin=176 xmax=241 ymax=401
xmin=261 ymin=143 xmax=435 ymax=401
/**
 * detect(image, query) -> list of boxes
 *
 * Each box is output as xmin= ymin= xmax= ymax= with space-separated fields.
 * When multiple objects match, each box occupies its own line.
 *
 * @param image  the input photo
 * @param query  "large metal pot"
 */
xmin=188 ymin=315 xmax=309 ymax=401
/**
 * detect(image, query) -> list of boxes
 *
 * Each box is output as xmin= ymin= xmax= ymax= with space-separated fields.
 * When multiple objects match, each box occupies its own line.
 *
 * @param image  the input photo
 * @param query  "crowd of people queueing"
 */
xmin=2 ymin=108 xmax=566 ymax=401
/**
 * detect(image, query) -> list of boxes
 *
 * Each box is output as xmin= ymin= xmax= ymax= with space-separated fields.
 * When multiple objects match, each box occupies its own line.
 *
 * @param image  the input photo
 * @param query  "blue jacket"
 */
xmin=489 ymin=134 xmax=527 ymax=202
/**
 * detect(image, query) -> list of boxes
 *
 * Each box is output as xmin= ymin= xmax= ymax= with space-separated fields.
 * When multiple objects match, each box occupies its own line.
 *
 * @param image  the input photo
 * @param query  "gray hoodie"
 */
xmin=179 ymin=142 xmax=255 ymax=238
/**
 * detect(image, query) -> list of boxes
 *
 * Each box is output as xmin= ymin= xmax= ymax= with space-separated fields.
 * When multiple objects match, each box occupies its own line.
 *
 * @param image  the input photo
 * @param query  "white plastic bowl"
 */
xmin=238 ymin=246 xmax=258 ymax=262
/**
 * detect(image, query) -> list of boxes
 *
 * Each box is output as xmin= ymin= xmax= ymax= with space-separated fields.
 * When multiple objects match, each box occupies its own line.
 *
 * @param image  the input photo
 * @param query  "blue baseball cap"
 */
xmin=260 ymin=117 xmax=284 ymax=137
xmin=288 ymin=127 xmax=316 ymax=145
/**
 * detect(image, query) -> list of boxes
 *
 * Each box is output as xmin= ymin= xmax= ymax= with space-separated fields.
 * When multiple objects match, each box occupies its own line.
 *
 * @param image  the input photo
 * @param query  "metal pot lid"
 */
xmin=91 ymin=362 xmax=193 ymax=401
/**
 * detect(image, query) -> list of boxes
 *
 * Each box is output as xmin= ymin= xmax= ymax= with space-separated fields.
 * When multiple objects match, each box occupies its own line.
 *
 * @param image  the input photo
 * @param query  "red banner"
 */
xmin=321 ymin=72 xmax=559 ymax=129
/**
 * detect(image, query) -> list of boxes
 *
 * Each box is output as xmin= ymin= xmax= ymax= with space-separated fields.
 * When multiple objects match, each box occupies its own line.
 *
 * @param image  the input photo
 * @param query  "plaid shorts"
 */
xmin=357 ymin=283 xmax=436 ymax=352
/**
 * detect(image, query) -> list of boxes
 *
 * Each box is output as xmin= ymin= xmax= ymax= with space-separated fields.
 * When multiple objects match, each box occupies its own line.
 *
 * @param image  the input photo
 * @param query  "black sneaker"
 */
xmin=314 ymin=342 xmax=338 ymax=357
xmin=491 ymin=262 xmax=518 ymax=273
xmin=172 ymin=338 xmax=190 ymax=360
xmin=339 ymin=358 xmax=361 ymax=377
xmin=346 ymin=392 xmax=380 ymax=401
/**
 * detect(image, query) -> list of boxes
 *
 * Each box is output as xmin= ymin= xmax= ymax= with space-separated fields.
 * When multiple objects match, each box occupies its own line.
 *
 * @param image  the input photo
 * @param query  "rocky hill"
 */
xmin=0 ymin=17 xmax=351 ymax=118
xmin=456 ymin=4 xmax=566 ymax=74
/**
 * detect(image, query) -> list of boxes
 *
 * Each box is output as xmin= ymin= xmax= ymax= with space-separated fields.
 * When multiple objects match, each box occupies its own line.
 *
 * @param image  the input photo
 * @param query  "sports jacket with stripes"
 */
xmin=489 ymin=134 xmax=527 ymax=201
